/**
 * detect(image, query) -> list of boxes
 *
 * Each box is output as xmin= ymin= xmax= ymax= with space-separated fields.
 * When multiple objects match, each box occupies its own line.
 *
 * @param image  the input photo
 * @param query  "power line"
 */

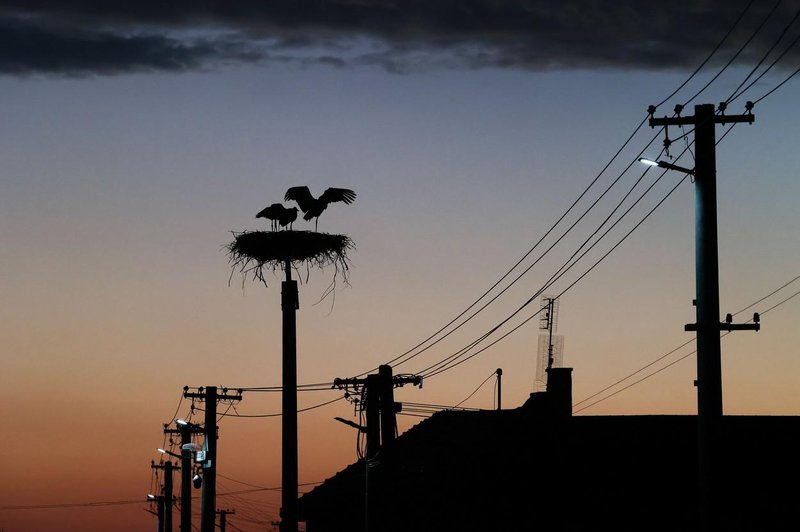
xmin=204 ymin=395 xmax=345 ymax=418
xmin=753 ymin=64 xmax=800 ymax=104
xmin=453 ymin=371 xmax=497 ymax=408
xmin=573 ymin=277 xmax=800 ymax=413
xmin=387 ymin=7 xmax=759 ymax=377
xmin=1 ymin=499 xmax=146 ymax=510
xmin=418 ymin=140 xmax=695 ymax=379
xmin=682 ymin=0 xmax=782 ymax=107
xmin=655 ymin=0 xmax=756 ymax=108
xmin=422 ymin=169 xmax=691 ymax=380
xmin=726 ymin=3 xmax=800 ymax=103
xmin=372 ymin=4 xmax=758 ymax=376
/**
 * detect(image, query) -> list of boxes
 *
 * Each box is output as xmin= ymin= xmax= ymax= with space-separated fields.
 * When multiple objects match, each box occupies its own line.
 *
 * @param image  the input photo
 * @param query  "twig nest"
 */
xmin=227 ymin=230 xmax=354 ymax=286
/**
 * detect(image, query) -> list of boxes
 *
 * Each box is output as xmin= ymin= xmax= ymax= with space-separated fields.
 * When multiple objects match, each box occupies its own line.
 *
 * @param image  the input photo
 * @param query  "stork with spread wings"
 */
xmin=285 ymin=186 xmax=356 ymax=231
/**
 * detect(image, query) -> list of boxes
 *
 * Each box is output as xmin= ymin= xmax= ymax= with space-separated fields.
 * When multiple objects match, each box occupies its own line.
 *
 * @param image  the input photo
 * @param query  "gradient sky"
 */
xmin=2 ymin=1 xmax=800 ymax=530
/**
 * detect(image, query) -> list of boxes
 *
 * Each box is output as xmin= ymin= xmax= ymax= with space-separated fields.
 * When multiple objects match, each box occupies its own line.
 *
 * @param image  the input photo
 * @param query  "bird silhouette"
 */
xmin=284 ymin=186 xmax=356 ymax=231
xmin=256 ymin=203 xmax=297 ymax=231
xmin=278 ymin=206 xmax=298 ymax=230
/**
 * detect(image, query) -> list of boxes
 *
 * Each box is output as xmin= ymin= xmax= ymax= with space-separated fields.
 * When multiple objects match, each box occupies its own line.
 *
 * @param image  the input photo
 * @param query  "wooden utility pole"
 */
xmin=650 ymin=103 xmax=758 ymax=531
xmin=217 ymin=509 xmax=235 ymax=532
xmin=281 ymin=259 xmax=300 ymax=532
xmin=183 ymin=386 xmax=242 ymax=532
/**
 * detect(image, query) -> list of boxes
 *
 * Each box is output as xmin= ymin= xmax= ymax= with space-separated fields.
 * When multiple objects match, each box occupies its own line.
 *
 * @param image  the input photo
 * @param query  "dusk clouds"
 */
xmin=1 ymin=0 xmax=797 ymax=76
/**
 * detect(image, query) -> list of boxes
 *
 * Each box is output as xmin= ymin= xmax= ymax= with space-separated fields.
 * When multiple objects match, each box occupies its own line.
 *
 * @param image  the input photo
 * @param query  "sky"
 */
xmin=1 ymin=1 xmax=800 ymax=530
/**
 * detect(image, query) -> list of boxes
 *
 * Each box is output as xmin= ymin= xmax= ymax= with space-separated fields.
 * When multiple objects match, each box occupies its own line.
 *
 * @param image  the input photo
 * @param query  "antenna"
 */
xmin=535 ymin=295 xmax=565 ymax=392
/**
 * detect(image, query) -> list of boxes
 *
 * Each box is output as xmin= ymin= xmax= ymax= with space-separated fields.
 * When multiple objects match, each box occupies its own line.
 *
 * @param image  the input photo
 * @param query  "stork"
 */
xmin=256 ymin=203 xmax=291 ymax=231
xmin=284 ymin=186 xmax=356 ymax=231
xmin=278 ymin=206 xmax=298 ymax=230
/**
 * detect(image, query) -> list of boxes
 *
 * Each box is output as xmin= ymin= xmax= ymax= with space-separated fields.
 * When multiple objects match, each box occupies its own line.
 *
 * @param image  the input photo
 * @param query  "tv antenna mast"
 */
xmin=535 ymin=295 xmax=565 ymax=392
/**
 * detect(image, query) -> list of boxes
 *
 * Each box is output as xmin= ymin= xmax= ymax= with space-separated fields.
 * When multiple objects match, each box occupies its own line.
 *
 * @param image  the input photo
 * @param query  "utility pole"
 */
xmin=377 ymin=365 xmax=398 ymax=447
xmin=151 ymin=461 xmax=176 ymax=532
xmin=650 ymin=103 xmax=758 ymax=532
xmin=281 ymin=259 xmax=299 ymax=532
xmin=183 ymin=386 xmax=242 ymax=532
xmin=334 ymin=366 xmax=422 ymax=532
xmin=216 ymin=509 xmax=235 ymax=532
xmin=165 ymin=419 xmax=203 ymax=532
xmin=334 ymin=365 xmax=422 ymax=455
xmin=147 ymin=493 xmax=166 ymax=532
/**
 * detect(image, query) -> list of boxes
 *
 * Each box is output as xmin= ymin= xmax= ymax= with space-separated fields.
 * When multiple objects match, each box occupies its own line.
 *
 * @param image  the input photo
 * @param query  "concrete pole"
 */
xmin=378 ymin=365 xmax=396 ymax=446
xmin=201 ymin=387 xmax=217 ymax=532
xmin=164 ymin=461 xmax=174 ymax=532
xmin=693 ymin=103 xmax=722 ymax=531
xmin=281 ymin=260 xmax=299 ymax=532
xmin=179 ymin=429 xmax=192 ymax=532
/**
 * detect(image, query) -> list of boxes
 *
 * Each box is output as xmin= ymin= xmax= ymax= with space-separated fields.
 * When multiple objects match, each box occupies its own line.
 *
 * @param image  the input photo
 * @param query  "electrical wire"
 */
xmin=725 ymin=3 xmax=800 ymax=103
xmin=0 ymin=499 xmax=147 ymax=510
xmin=573 ymin=276 xmax=800 ymax=413
xmin=416 ymin=89 xmax=776 ymax=381
xmin=753 ymin=64 xmax=800 ymax=103
xmin=387 ymin=8 xmax=758 ymax=377
xmin=378 ymin=0 xmax=758 ymax=377
xmin=208 ymin=395 xmax=345 ymax=418
xmin=423 ymin=169 xmax=691 ymax=380
xmin=418 ymin=139 xmax=694 ymax=378
xmin=654 ymin=0 xmax=756 ymax=109
xmin=682 ymin=0 xmax=782 ymax=107
xmin=453 ymin=372 xmax=498 ymax=408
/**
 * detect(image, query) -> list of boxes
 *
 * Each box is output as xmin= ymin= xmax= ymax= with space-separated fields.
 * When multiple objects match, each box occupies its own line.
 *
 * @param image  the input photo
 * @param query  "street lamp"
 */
xmin=176 ymin=419 xmax=203 ymax=430
xmin=157 ymin=447 xmax=182 ymax=459
xmin=638 ymin=157 xmax=695 ymax=175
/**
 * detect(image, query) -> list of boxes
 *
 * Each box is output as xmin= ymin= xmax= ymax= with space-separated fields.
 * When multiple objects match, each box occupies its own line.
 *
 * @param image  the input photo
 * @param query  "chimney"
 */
xmin=546 ymin=367 xmax=573 ymax=417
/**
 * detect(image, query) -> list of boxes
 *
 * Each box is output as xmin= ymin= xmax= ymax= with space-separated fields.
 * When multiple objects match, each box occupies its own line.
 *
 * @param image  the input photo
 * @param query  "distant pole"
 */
xmin=217 ymin=509 xmax=235 ymax=532
xmin=201 ymin=387 xmax=217 ymax=532
xmin=157 ymin=495 xmax=165 ymax=532
xmin=179 ymin=429 xmax=192 ymax=532
xmin=181 ymin=388 xmax=241 ymax=532
xmin=164 ymin=461 xmax=174 ymax=532
xmin=151 ymin=462 xmax=171 ymax=532
xmin=281 ymin=259 xmax=299 ymax=532
xmin=496 ymin=368 xmax=503 ymax=410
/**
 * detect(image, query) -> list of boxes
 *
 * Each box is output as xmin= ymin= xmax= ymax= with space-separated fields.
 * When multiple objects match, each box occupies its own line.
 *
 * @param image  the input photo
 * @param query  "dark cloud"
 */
xmin=0 ymin=18 xmax=261 ymax=75
xmin=1 ymin=0 xmax=798 ymax=75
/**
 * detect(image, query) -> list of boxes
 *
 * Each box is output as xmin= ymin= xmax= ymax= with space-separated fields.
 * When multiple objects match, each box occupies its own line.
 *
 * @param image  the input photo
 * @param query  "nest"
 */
xmin=227 ymin=230 xmax=354 ymax=287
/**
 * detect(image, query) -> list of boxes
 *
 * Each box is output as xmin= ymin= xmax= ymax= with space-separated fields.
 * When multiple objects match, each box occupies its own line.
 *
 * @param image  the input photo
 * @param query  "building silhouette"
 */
xmin=299 ymin=369 xmax=800 ymax=531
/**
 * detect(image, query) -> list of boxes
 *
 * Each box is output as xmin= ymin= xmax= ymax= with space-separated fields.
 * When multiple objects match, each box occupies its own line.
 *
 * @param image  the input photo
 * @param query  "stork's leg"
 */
xmin=315 ymin=218 xmax=318 ymax=232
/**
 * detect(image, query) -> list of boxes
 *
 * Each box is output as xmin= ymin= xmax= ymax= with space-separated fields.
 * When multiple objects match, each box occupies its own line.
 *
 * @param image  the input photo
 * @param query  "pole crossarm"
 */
xmin=685 ymin=322 xmax=761 ymax=332
xmin=649 ymin=113 xmax=754 ymax=127
xmin=163 ymin=426 xmax=204 ymax=435
xmin=183 ymin=388 xmax=243 ymax=402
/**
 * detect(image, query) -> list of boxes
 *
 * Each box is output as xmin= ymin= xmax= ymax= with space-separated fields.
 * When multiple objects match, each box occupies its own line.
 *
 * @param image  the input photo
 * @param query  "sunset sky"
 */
xmin=2 ymin=1 xmax=800 ymax=530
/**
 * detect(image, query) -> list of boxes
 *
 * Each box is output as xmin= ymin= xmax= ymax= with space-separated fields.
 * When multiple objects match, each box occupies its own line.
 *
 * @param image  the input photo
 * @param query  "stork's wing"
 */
xmin=284 ymin=186 xmax=315 ymax=212
xmin=319 ymin=188 xmax=356 ymax=205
